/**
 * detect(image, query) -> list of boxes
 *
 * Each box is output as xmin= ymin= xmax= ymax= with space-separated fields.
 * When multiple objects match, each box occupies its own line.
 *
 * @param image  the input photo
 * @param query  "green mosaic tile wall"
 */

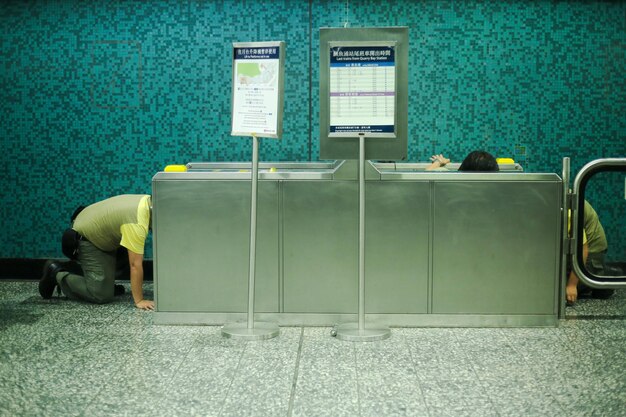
xmin=1 ymin=0 xmax=624 ymax=259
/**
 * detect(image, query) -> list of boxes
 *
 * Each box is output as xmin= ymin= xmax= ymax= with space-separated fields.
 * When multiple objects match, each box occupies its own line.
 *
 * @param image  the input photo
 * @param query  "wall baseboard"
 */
xmin=0 ymin=258 xmax=154 ymax=281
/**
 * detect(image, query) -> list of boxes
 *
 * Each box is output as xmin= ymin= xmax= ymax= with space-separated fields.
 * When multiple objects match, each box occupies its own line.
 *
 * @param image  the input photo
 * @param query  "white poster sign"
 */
xmin=231 ymin=42 xmax=284 ymax=138
xmin=329 ymin=44 xmax=396 ymax=136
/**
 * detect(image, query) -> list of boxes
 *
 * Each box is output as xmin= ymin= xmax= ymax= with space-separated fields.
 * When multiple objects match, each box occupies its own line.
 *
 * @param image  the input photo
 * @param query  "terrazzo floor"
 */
xmin=1 ymin=280 xmax=625 ymax=417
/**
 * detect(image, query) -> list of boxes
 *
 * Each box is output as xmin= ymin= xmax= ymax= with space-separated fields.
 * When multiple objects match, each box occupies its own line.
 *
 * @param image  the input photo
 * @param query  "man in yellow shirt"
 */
xmin=39 ymin=195 xmax=154 ymax=310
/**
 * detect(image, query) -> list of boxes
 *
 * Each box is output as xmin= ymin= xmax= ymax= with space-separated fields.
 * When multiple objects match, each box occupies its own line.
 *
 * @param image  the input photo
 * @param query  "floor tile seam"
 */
xmin=286 ymin=327 xmax=304 ymax=417
xmin=99 ymin=309 xmax=126 ymax=328
xmin=144 ymin=330 xmax=206 ymax=394
xmin=216 ymin=340 xmax=248 ymax=417
xmin=500 ymin=334 xmax=549 ymax=365
xmin=353 ymin=340 xmax=363 ymax=417
xmin=557 ymin=331 xmax=600 ymax=363
xmin=402 ymin=334 xmax=432 ymax=417
xmin=79 ymin=362 xmax=120 ymax=417
xmin=61 ymin=318 xmax=132 ymax=363
xmin=500 ymin=328 xmax=565 ymax=349
xmin=488 ymin=389 xmax=569 ymax=415
xmin=459 ymin=340 xmax=511 ymax=415
xmin=479 ymin=376 xmax=569 ymax=415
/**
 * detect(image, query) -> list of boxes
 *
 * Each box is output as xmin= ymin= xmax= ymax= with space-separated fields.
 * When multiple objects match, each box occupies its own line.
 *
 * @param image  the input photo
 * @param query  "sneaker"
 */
xmin=114 ymin=284 xmax=125 ymax=296
xmin=39 ymin=260 xmax=64 ymax=299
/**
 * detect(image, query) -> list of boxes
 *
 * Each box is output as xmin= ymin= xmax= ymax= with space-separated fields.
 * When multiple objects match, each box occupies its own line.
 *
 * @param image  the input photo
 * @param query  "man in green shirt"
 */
xmin=580 ymin=200 xmax=613 ymax=299
xmin=583 ymin=200 xmax=608 ymax=272
xmin=39 ymin=194 xmax=154 ymax=310
xmin=566 ymin=200 xmax=613 ymax=304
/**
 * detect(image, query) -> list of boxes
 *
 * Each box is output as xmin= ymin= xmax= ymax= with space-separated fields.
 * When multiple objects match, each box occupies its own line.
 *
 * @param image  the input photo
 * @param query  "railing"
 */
xmin=569 ymin=158 xmax=626 ymax=289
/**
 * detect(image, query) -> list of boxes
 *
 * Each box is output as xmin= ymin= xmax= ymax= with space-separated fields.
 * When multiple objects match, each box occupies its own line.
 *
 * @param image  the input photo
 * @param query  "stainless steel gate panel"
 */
xmin=282 ymin=181 xmax=358 ymax=313
xmin=152 ymin=165 xmax=562 ymax=326
xmin=281 ymin=181 xmax=430 ymax=314
xmin=432 ymin=180 xmax=561 ymax=314
xmin=153 ymin=180 xmax=279 ymax=312
xmin=365 ymin=182 xmax=429 ymax=313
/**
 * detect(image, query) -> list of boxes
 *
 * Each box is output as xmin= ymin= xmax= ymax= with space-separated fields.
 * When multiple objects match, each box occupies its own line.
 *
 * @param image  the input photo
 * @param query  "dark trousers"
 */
xmin=578 ymin=251 xmax=614 ymax=299
xmin=56 ymin=241 xmax=128 ymax=304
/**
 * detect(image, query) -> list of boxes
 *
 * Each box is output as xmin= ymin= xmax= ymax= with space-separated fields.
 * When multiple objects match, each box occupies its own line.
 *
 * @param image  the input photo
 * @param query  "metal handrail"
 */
xmin=571 ymin=158 xmax=626 ymax=288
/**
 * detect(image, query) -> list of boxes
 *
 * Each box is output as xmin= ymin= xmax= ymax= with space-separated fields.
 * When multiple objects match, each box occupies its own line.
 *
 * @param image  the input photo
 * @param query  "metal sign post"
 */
xmin=223 ymin=41 xmax=285 ymax=340
xmin=222 ymin=134 xmax=279 ymax=340
xmin=320 ymin=32 xmax=406 ymax=342
xmin=335 ymin=133 xmax=391 ymax=342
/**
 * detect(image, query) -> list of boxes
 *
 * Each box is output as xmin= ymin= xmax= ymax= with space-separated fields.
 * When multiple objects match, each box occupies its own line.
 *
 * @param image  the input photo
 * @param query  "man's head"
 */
xmin=458 ymin=151 xmax=499 ymax=172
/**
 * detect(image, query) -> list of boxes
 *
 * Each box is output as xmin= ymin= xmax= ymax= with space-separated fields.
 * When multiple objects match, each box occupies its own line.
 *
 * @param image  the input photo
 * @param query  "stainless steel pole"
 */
xmin=335 ymin=133 xmax=390 ymax=342
xmin=559 ymin=157 xmax=570 ymax=318
xmin=358 ymin=133 xmax=365 ymax=330
xmin=247 ymin=134 xmax=259 ymax=329
xmin=222 ymin=134 xmax=279 ymax=340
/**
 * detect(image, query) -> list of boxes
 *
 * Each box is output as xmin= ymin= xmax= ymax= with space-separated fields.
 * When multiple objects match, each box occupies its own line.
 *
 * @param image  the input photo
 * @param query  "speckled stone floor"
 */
xmin=1 ymin=280 xmax=625 ymax=417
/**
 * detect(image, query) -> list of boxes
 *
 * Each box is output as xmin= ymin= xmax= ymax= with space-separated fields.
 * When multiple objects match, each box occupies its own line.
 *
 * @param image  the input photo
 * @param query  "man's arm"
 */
xmin=426 ymin=154 xmax=450 ymax=171
xmin=128 ymin=249 xmax=154 ymax=310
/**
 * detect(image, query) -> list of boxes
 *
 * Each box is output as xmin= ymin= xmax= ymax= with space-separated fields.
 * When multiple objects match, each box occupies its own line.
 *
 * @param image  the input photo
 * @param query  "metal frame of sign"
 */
xmin=319 ymin=27 xmax=408 ymax=161
xmin=231 ymin=41 xmax=285 ymax=139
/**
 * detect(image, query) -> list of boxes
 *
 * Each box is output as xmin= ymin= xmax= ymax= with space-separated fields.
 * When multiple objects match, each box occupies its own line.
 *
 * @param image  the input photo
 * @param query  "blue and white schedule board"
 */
xmin=231 ymin=41 xmax=285 ymax=138
xmin=329 ymin=43 xmax=396 ymax=137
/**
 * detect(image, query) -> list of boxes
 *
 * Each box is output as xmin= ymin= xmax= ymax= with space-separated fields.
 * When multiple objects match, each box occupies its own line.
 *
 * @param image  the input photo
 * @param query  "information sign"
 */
xmin=231 ymin=42 xmax=284 ymax=138
xmin=329 ymin=43 xmax=396 ymax=137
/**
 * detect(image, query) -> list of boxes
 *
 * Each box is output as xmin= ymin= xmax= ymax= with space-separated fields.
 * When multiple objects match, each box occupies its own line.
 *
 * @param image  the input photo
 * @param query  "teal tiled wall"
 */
xmin=1 ymin=1 xmax=625 ymax=259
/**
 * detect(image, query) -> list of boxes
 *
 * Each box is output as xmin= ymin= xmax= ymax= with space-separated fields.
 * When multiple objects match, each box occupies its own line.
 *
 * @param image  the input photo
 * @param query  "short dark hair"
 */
xmin=458 ymin=151 xmax=499 ymax=172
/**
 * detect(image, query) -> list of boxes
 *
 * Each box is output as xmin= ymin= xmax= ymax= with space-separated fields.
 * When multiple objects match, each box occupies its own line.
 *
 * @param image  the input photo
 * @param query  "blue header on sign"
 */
xmin=234 ymin=47 xmax=279 ymax=60
xmin=330 ymin=46 xmax=395 ymax=65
